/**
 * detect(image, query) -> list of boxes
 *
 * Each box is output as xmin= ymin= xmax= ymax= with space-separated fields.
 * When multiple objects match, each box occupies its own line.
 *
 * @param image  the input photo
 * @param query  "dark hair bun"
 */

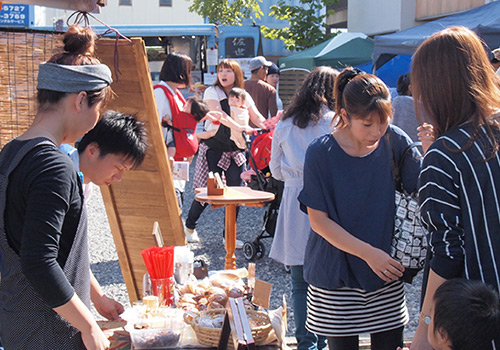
xmin=63 ymin=25 xmax=96 ymax=55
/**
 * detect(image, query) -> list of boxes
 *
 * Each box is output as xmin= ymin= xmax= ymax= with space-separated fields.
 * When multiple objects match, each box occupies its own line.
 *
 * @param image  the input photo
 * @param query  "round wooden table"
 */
xmin=195 ymin=186 xmax=275 ymax=270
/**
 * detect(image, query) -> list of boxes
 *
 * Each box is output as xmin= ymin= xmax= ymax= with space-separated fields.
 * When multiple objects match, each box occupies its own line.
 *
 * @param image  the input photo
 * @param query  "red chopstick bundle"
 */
xmin=141 ymin=246 xmax=175 ymax=279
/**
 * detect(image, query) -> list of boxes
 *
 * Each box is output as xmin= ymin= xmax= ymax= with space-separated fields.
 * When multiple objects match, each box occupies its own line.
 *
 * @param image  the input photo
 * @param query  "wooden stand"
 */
xmin=207 ymin=172 xmax=225 ymax=196
xmin=195 ymin=187 xmax=274 ymax=269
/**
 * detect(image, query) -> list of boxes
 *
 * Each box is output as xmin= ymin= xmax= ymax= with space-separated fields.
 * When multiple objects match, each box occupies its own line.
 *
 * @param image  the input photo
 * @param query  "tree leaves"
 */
xmin=186 ymin=0 xmax=338 ymax=52
xmin=188 ymin=0 xmax=263 ymax=26
xmin=261 ymin=0 xmax=337 ymax=51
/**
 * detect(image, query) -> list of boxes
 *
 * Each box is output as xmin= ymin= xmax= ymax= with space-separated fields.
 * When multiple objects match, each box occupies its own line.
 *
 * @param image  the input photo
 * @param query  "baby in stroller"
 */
xmin=240 ymin=130 xmax=284 ymax=260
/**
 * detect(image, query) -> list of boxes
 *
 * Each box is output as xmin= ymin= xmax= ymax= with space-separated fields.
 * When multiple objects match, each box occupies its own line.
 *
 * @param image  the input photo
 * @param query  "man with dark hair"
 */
xmin=58 ymin=110 xmax=148 ymax=324
xmin=62 ymin=110 xmax=148 ymax=199
xmin=423 ymin=279 xmax=500 ymax=350
xmin=244 ymin=56 xmax=278 ymax=123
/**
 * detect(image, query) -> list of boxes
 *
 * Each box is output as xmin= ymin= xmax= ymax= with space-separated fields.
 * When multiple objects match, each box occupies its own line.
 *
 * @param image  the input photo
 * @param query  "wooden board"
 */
xmin=96 ymin=38 xmax=185 ymax=303
xmin=278 ymin=68 xmax=310 ymax=110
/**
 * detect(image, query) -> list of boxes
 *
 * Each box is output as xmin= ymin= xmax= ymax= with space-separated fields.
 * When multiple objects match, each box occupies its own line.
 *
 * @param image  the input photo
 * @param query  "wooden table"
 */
xmin=195 ymin=186 xmax=275 ymax=270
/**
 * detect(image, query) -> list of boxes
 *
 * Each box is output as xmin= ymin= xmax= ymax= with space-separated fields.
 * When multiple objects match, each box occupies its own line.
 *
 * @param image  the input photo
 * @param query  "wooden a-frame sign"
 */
xmin=96 ymin=38 xmax=185 ymax=303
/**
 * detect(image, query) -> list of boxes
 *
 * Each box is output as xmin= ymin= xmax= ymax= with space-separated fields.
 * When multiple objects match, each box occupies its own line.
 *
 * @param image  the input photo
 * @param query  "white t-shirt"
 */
xmin=154 ymin=81 xmax=185 ymax=141
xmin=203 ymin=85 xmax=256 ymax=109
xmin=154 ymin=81 xmax=186 ymax=191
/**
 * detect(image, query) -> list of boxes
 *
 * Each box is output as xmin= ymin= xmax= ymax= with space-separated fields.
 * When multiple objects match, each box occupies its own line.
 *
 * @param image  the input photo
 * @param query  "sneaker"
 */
xmin=222 ymin=238 xmax=244 ymax=249
xmin=184 ymin=227 xmax=200 ymax=243
xmin=236 ymin=239 xmax=244 ymax=249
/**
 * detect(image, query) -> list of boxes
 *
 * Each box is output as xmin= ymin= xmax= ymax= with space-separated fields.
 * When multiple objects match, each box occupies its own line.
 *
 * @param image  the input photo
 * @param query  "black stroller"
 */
xmin=241 ymin=130 xmax=284 ymax=261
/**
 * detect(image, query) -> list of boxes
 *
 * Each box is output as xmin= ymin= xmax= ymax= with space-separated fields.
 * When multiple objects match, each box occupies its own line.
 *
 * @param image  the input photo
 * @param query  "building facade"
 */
xmin=327 ymin=0 xmax=495 ymax=36
xmin=34 ymin=0 xmax=203 ymax=27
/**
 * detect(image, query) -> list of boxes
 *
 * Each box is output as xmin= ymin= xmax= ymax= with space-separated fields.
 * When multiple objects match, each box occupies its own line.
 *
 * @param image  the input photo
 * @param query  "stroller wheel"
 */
xmin=243 ymin=241 xmax=257 ymax=261
xmin=255 ymin=241 xmax=266 ymax=260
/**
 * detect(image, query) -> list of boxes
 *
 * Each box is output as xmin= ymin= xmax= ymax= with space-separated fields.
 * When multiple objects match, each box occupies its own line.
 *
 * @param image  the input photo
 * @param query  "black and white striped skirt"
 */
xmin=306 ymin=281 xmax=408 ymax=337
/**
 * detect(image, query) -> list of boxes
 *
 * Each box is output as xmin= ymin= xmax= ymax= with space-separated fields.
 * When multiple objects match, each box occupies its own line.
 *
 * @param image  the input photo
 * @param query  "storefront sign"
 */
xmin=0 ymin=3 xmax=31 ymax=27
xmin=225 ymin=37 xmax=255 ymax=59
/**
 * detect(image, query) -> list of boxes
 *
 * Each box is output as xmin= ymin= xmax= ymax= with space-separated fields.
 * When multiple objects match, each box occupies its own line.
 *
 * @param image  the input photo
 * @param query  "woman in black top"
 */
xmin=0 ymin=25 xmax=114 ymax=350
xmin=185 ymin=59 xmax=267 ymax=244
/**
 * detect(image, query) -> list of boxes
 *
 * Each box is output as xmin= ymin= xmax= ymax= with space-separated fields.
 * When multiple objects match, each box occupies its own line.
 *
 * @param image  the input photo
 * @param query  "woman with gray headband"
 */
xmin=0 ymin=25 xmax=115 ymax=350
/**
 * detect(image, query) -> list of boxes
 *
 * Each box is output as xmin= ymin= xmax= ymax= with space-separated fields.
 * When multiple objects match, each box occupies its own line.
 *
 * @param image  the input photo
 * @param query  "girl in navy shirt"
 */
xmin=299 ymin=69 xmax=421 ymax=350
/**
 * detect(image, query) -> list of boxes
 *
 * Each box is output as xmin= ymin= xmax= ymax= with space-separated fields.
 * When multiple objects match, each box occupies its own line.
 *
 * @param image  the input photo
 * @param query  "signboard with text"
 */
xmin=224 ymin=37 xmax=255 ymax=59
xmin=0 ymin=3 xmax=32 ymax=27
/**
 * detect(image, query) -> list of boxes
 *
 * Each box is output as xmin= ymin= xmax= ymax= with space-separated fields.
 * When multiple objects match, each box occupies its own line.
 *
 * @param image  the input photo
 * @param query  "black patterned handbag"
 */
xmin=388 ymin=138 xmax=428 ymax=283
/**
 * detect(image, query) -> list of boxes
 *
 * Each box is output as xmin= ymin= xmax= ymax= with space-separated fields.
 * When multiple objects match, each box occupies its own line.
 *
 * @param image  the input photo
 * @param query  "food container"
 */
xmin=126 ymin=326 xmax=182 ymax=349
xmin=124 ymin=305 xmax=185 ymax=349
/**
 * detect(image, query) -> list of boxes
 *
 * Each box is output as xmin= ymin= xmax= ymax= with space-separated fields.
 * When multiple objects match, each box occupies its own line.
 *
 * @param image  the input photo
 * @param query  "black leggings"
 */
xmin=327 ymin=326 xmax=404 ymax=350
xmin=185 ymin=149 xmax=244 ymax=234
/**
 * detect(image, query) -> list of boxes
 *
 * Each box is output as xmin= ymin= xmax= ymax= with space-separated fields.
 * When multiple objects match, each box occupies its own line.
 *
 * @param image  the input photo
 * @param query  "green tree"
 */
xmin=187 ymin=0 xmax=263 ymax=26
xmin=262 ymin=0 xmax=338 ymax=51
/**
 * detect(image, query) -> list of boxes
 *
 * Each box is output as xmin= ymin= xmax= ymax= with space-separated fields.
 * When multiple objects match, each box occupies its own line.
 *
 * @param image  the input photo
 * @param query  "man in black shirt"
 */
xmin=61 ymin=110 xmax=148 ymax=320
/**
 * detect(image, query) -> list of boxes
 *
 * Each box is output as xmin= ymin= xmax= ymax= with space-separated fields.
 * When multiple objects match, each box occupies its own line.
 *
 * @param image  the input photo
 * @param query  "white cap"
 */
xmin=248 ymin=56 xmax=272 ymax=71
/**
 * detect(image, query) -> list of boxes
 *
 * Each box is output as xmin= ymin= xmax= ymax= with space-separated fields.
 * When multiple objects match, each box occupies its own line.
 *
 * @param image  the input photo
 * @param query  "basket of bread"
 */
xmin=183 ymin=308 xmax=272 ymax=347
xmin=179 ymin=271 xmax=272 ymax=347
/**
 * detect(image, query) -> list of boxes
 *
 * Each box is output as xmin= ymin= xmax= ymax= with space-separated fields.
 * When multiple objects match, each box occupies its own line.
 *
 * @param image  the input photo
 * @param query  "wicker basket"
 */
xmin=184 ymin=308 xmax=272 ymax=347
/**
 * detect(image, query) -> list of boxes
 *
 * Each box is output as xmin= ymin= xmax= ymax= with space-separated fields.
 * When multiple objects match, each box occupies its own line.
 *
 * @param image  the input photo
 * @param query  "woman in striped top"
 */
xmin=411 ymin=26 xmax=500 ymax=350
xmin=299 ymin=69 xmax=422 ymax=350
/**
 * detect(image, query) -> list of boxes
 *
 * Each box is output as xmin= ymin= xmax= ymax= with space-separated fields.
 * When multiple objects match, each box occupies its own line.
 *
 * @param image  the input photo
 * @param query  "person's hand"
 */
xmin=81 ymin=323 xmax=110 ymax=350
xmin=263 ymin=114 xmax=280 ymax=129
xmin=242 ymin=125 xmax=254 ymax=134
xmin=162 ymin=117 xmax=172 ymax=127
xmin=168 ymin=156 xmax=175 ymax=170
xmin=364 ymin=246 xmax=404 ymax=282
xmin=417 ymin=123 xmax=435 ymax=154
xmin=94 ymin=294 xmax=124 ymax=321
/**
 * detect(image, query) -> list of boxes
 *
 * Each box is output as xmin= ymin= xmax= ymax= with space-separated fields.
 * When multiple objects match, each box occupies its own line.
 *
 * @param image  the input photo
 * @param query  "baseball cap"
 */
xmin=248 ymin=56 xmax=272 ymax=71
xmin=268 ymin=63 xmax=280 ymax=75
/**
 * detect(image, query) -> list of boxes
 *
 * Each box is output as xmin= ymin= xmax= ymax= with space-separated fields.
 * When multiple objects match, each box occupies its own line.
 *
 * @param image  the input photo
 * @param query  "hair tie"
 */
xmin=338 ymin=68 xmax=365 ymax=93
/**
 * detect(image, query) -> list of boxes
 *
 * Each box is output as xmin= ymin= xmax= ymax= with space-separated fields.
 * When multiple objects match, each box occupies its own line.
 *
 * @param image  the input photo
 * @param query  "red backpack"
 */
xmin=250 ymin=130 xmax=274 ymax=171
xmin=154 ymin=84 xmax=199 ymax=161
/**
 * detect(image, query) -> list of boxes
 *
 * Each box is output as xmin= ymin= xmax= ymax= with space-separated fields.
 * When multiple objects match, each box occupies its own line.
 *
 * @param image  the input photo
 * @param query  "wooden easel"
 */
xmin=96 ymin=38 xmax=185 ymax=303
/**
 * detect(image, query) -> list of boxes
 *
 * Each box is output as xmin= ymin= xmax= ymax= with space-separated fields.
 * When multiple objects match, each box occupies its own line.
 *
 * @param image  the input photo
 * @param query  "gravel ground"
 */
xmin=87 ymin=163 xmax=423 ymax=341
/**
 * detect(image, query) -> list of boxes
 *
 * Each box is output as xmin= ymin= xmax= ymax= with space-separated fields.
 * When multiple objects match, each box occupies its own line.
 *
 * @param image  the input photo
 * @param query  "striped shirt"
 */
xmin=418 ymin=124 xmax=500 ymax=292
xmin=306 ymin=281 xmax=408 ymax=336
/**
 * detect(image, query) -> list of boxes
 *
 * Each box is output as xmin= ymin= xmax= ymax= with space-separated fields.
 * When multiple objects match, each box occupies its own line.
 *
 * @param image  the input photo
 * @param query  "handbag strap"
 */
xmin=386 ymin=133 xmax=421 ymax=193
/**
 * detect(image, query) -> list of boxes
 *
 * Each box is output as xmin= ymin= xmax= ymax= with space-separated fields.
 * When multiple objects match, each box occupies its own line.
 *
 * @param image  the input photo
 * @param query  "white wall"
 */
xmin=347 ymin=0 xmax=417 ymax=35
xmin=37 ymin=0 xmax=204 ymax=27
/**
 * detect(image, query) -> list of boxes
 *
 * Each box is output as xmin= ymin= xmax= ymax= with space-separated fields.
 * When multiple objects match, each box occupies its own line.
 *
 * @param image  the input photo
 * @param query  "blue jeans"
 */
xmin=290 ymin=265 xmax=327 ymax=350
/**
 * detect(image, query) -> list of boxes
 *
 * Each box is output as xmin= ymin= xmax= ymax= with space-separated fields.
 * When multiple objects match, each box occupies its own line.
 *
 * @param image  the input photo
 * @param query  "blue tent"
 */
xmin=356 ymin=55 xmax=412 ymax=88
xmin=373 ymin=1 xmax=500 ymax=70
